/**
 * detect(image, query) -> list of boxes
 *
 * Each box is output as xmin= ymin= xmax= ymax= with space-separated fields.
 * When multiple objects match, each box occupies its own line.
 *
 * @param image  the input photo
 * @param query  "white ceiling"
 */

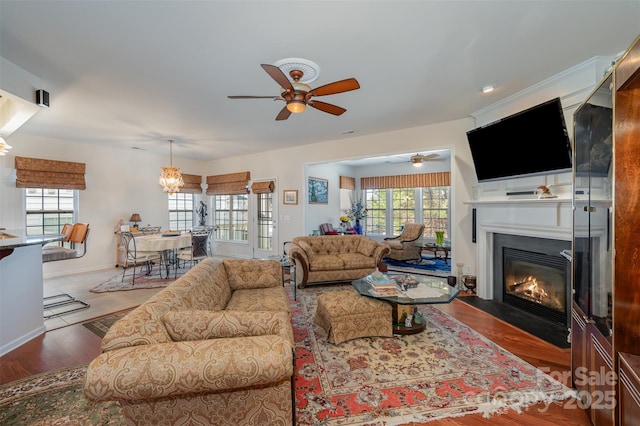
xmin=1 ymin=1 xmax=638 ymax=161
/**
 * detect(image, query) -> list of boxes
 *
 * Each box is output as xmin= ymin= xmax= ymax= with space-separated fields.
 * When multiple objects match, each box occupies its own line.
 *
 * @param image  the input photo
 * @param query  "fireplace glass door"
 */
xmin=503 ymin=247 xmax=567 ymax=324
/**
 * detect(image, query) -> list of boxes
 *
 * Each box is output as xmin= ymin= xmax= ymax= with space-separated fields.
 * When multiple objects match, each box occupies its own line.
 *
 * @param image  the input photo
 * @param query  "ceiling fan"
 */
xmin=228 ymin=61 xmax=360 ymax=121
xmin=410 ymin=153 xmax=444 ymax=167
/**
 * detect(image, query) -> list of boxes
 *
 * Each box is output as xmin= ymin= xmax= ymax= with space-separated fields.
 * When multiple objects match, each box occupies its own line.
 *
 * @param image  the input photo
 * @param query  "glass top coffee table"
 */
xmin=352 ymin=273 xmax=459 ymax=335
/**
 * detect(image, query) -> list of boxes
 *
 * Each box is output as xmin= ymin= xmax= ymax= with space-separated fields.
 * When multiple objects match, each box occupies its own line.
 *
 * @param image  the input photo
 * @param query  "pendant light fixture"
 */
xmin=158 ymin=139 xmax=184 ymax=195
xmin=0 ymin=136 xmax=12 ymax=156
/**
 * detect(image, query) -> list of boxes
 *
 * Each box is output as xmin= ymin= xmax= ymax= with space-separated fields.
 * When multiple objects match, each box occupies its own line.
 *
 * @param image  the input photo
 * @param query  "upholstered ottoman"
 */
xmin=314 ymin=288 xmax=393 ymax=344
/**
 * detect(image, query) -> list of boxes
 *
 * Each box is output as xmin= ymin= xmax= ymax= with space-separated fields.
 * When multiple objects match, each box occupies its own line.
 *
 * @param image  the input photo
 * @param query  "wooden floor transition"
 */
xmin=0 ymin=290 xmax=590 ymax=425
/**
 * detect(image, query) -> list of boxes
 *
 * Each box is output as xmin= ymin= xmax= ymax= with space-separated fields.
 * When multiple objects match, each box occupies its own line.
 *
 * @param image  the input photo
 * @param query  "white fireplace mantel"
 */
xmin=465 ymin=198 xmax=573 ymax=299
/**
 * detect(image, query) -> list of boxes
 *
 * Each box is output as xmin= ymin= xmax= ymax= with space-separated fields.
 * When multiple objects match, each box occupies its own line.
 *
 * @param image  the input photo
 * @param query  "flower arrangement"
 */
xmin=345 ymin=199 xmax=368 ymax=221
xmin=339 ymin=216 xmax=350 ymax=223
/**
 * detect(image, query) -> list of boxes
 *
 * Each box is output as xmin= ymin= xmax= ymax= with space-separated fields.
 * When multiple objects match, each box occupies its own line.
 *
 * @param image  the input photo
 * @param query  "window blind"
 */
xmin=180 ymin=173 xmax=203 ymax=194
xmin=361 ymin=172 xmax=450 ymax=189
xmin=206 ymin=171 xmax=251 ymax=195
xmin=15 ymin=156 xmax=86 ymax=190
xmin=251 ymin=181 xmax=275 ymax=194
xmin=339 ymin=175 xmax=356 ymax=190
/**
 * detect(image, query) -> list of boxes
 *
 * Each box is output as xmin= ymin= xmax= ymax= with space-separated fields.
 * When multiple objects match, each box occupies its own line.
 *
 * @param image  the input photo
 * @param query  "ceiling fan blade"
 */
xmin=310 ymin=78 xmax=360 ymax=97
xmin=261 ymin=64 xmax=293 ymax=91
xmin=308 ymin=100 xmax=347 ymax=116
xmin=275 ymin=106 xmax=292 ymax=121
xmin=228 ymin=95 xmax=281 ymax=99
xmin=421 ymin=153 xmax=440 ymax=161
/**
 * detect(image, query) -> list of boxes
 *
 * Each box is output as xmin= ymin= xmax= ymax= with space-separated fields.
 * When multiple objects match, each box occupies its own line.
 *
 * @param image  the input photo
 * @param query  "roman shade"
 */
xmin=339 ymin=176 xmax=356 ymax=190
xmin=206 ymin=171 xmax=250 ymax=195
xmin=361 ymin=172 xmax=450 ymax=190
xmin=251 ymin=181 xmax=275 ymax=194
xmin=15 ymin=156 xmax=86 ymax=190
xmin=180 ymin=173 xmax=203 ymax=194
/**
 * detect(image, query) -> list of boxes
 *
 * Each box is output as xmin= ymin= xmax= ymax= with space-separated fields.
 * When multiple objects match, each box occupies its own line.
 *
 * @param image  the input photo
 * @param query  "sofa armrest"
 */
xmin=84 ymin=335 xmax=293 ymax=402
xmin=373 ymin=243 xmax=391 ymax=268
xmin=285 ymin=243 xmax=310 ymax=288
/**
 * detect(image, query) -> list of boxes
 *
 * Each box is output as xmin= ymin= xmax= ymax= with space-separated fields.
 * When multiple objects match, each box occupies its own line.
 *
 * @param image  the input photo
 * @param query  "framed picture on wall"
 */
xmin=308 ymin=177 xmax=328 ymax=204
xmin=283 ymin=190 xmax=298 ymax=205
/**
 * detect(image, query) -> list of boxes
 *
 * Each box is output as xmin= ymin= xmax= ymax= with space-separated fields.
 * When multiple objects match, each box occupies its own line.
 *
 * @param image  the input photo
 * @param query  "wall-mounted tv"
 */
xmin=466 ymin=97 xmax=572 ymax=182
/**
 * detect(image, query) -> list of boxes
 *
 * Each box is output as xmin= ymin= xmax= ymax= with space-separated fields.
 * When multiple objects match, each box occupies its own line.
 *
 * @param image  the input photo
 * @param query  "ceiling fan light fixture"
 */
xmin=410 ymin=154 xmax=423 ymax=167
xmin=159 ymin=139 xmax=184 ymax=195
xmin=286 ymin=101 xmax=306 ymax=113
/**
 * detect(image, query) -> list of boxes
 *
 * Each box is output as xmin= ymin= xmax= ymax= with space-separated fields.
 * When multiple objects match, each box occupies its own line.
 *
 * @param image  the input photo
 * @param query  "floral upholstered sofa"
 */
xmin=285 ymin=235 xmax=389 ymax=288
xmin=83 ymin=258 xmax=294 ymax=426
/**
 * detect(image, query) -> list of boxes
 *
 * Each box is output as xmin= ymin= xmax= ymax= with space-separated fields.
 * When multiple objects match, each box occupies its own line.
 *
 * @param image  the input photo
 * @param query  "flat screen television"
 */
xmin=466 ymin=97 xmax=572 ymax=182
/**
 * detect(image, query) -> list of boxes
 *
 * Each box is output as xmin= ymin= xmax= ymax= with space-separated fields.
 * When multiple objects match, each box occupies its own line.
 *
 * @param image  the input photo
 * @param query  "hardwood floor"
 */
xmin=0 ymin=286 xmax=590 ymax=425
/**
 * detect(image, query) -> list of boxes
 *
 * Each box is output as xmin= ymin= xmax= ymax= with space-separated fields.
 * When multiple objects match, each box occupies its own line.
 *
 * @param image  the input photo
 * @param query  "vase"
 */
xmin=436 ymin=231 xmax=444 ymax=246
xmin=354 ymin=219 xmax=362 ymax=235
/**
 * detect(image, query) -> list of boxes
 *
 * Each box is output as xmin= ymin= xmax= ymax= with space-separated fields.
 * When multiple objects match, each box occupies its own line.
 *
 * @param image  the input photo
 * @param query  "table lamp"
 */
xmin=129 ymin=213 xmax=142 ymax=229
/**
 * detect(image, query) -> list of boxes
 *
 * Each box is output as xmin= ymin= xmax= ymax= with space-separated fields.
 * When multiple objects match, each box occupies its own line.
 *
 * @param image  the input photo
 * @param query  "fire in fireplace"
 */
xmin=493 ymin=234 xmax=571 ymax=326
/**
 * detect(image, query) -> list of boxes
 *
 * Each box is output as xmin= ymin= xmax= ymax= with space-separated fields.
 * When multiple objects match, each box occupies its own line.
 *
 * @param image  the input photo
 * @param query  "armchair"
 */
xmin=319 ymin=223 xmax=339 ymax=235
xmin=383 ymin=223 xmax=425 ymax=262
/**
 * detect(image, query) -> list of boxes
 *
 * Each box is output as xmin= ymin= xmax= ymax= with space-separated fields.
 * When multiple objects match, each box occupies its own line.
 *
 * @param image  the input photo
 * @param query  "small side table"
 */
xmin=268 ymin=255 xmax=296 ymax=300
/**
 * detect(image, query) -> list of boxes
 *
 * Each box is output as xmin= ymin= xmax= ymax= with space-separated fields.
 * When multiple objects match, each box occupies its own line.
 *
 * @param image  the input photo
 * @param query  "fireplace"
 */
xmin=493 ymin=234 xmax=571 ymax=326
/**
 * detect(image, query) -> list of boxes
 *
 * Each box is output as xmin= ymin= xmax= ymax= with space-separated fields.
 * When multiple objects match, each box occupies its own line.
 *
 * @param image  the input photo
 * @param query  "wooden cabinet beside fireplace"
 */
xmin=571 ymin=34 xmax=640 ymax=425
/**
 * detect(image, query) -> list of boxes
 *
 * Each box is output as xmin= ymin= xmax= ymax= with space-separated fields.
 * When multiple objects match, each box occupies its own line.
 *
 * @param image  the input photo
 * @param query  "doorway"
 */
xmin=253 ymin=182 xmax=278 ymax=258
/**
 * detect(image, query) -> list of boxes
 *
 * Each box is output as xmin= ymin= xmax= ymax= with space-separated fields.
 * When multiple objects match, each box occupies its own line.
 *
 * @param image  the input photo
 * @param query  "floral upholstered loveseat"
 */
xmin=285 ymin=235 xmax=389 ymax=288
xmin=83 ymin=258 xmax=294 ymax=426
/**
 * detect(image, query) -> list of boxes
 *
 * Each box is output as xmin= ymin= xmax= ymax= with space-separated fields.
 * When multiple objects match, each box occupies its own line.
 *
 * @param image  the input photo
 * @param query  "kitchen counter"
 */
xmin=0 ymin=229 xmax=64 ymax=355
xmin=0 ymin=229 xmax=64 ymax=249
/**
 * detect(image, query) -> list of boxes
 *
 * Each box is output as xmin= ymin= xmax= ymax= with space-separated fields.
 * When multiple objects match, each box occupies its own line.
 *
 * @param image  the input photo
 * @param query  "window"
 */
xmin=213 ymin=194 xmax=248 ymax=242
xmin=25 ymin=188 xmax=76 ymax=237
xmin=363 ymin=186 xmax=449 ymax=238
xmin=363 ymin=189 xmax=387 ymax=236
xmin=168 ymin=193 xmax=194 ymax=232
xmin=256 ymin=192 xmax=273 ymax=250
xmin=422 ymin=186 xmax=449 ymax=238
xmin=391 ymin=188 xmax=416 ymax=233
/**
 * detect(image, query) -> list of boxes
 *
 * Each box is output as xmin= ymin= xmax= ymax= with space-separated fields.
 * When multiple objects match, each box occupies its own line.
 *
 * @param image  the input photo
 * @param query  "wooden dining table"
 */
xmin=134 ymin=233 xmax=192 ymax=278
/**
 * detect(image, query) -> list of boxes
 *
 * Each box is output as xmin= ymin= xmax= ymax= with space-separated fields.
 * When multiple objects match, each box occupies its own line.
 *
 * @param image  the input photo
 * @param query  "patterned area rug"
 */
xmin=383 ymin=256 xmax=451 ymax=277
xmin=90 ymin=266 xmax=190 ymax=293
xmin=293 ymin=284 xmax=574 ymax=425
xmin=82 ymin=309 xmax=134 ymax=338
xmin=0 ymin=365 xmax=125 ymax=425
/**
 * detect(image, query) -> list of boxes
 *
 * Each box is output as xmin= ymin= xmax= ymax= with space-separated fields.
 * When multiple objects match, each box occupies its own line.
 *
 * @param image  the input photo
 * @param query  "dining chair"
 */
xmin=176 ymin=232 xmax=209 ymax=272
xmin=120 ymin=231 xmax=162 ymax=286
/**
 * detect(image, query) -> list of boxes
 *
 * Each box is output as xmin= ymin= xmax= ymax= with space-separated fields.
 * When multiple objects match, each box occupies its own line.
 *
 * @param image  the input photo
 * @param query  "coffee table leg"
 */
xmin=391 ymin=303 xmax=426 ymax=335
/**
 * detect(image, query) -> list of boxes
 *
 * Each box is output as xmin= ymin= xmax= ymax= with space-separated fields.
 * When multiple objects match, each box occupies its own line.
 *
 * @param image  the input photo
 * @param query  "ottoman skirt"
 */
xmin=314 ymin=288 xmax=393 ymax=344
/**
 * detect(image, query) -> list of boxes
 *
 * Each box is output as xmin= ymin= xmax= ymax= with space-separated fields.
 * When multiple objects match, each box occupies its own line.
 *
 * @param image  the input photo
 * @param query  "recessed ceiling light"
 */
xmin=481 ymin=85 xmax=495 ymax=93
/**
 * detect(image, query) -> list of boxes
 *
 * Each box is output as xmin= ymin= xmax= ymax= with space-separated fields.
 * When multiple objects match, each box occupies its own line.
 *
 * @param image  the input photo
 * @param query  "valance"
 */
xmin=339 ymin=176 xmax=356 ymax=190
xmin=180 ymin=173 xmax=203 ymax=194
xmin=15 ymin=156 xmax=86 ymax=190
xmin=206 ymin=171 xmax=250 ymax=195
xmin=251 ymin=181 xmax=275 ymax=194
xmin=361 ymin=172 xmax=450 ymax=190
